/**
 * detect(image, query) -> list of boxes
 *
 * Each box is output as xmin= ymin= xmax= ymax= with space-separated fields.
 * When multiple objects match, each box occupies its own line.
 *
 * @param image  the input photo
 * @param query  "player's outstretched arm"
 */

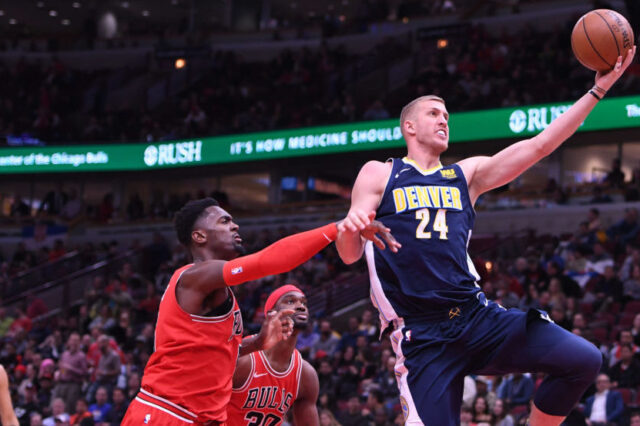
xmin=0 ymin=366 xmax=18 ymax=426
xmin=180 ymin=223 xmax=339 ymax=293
xmin=337 ymin=160 xmax=396 ymax=264
xmin=291 ymin=360 xmax=320 ymax=426
xmin=459 ymin=47 xmax=636 ymax=205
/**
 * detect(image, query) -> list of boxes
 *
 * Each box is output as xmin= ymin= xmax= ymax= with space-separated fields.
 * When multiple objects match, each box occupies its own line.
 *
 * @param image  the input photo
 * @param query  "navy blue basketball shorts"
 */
xmin=389 ymin=293 xmax=601 ymax=425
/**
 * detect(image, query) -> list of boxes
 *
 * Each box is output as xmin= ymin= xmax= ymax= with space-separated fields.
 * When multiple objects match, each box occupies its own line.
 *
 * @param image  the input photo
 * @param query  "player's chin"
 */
xmin=436 ymin=140 xmax=448 ymax=153
xmin=293 ymin=317 xmax=308 ymax=330
xmin=233 ymin=243 xmax=246 ymax=256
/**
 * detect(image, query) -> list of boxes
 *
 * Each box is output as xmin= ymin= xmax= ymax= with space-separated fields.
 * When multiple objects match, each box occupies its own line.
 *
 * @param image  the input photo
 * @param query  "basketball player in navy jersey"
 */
xmin=336 ymin=48 xmax=636 ymax=426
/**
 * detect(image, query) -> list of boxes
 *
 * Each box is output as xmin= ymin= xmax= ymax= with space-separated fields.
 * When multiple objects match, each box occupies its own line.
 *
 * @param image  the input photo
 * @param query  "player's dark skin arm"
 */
xmin=292 ymin=360 xmax=320 ymax=426
xmin=232 ymin=353 xmax=253 ymax=389
xmin=176 ymin=212 xmax=342 ymax=315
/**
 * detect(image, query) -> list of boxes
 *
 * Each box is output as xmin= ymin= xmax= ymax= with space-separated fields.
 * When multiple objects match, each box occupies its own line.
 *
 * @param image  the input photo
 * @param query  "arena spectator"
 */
xmin=87 ymin=387 xmax=110 ymax=423
xmin=103 ymin=387 xmax=128 ymax=425
xmin=0 ymin=308 xmax=15 ymax=337
xmin=609 ymin=330 xmax=639 ymax=368
xmin=296 ymin=322 xmax=319 ymax=358
xmin=59 ymin=189 xmax=84 ymax=222
xmin=584 ymin=374 xmax=624 ymax=425
xmin=609 ymin=344 xmax=640 ymax=389
xmin=85 ymin=335 xmax=120 ymax=403
xmin=462 ymin=376 xmax=476 ymax=407
xmin=605 ymin=158 xmax=626 ymax=188
xmin=319 ymin=409 xmax=341 ymax=426
xmin=52 ymin=332 xmax=86 ymax=412
xmin=15 ymin=382 xmax=40 ymax=425
xmin=29 ymin=412 xmax=42 ymax=426
xmin=337 ymin=394 xmax=368 ymax=426
xmin=624 ymin=264 xmax=640 ymax=301
xmin=460 ymin=404 xmax=474 ymax=426
xmin=492 ymin=399 xmax=515 ymax=426
xmin=594 ymin=265 xmax=624 ymax=306
xmin=358 ymin=309 xmax=378 ymax=338
xmin=69 ymin=398 xmax=92 ymax=425
xmin=472 ymin=395 xmax=492 ymax=423
xmin=497 ymin=373 xmax=534 ymax=409
xmin=337 ymin=317 xmax=363 ymax=352
xmin=632 ymin=314 xmax=640 ymax=346
xmin=608 ymin=208 xmax=640 ymax=247
xmin=474 ymin=377 xmax=497 ymax=410
xmin=313 ymin=320 xmax=340 ymax=359
xmin=42 ymin=398 xmax=69 ymax=426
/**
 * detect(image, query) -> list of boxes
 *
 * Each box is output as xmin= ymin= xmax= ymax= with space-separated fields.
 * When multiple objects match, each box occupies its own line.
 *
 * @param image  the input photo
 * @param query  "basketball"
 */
xmin=571 ymin=9 xmax=634 ymax=72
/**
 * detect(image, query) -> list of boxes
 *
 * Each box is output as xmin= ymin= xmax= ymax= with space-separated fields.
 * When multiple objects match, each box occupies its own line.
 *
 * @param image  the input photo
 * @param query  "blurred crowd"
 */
xmin=0 ymin=11 xmax=638 ymax=148
xmin=1 ymin=201 xmax=640 ymax=425
xmin=5 ymin=154 xmax=640 ymax=230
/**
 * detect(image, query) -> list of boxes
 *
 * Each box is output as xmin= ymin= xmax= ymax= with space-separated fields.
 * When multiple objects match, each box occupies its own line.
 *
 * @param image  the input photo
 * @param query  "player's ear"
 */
xmin=192 ymin=230 xmax=206 ymax=244
xmin=404 ymin=119 xmax=416 ymax=136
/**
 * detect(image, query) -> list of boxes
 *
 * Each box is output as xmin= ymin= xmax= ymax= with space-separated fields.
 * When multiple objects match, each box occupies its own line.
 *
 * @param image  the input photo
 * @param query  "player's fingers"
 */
xmin=356 ymin=210 xmax=372 ymax=227
xmin=274 ymin=309 xmax=295 ymax=320
xmin=344 ymin=217 xmax=359 ymax=233
xmin=367 ymin=211 xmax=376 ymax=222
xmin=348 ymin=213 xmax=366 ymax=230
xmin=623 ymin=47 xmax=636 ymax=68
xmin=381 ymin=232 xmax=402 ymax=252
xmin=372 ymin=234 xmax=386 ymax=250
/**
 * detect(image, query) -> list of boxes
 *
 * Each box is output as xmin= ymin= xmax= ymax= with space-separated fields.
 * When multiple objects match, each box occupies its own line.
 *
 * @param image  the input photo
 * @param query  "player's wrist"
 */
xmin=590 ymin=84 xmax=608 ymax=99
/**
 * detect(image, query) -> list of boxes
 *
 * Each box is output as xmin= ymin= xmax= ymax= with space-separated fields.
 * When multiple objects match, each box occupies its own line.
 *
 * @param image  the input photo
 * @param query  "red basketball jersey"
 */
xmin=227 ymin=349 xmax=303 ymax=426
xmin=140 ymin=264 xmax=243 ymax=423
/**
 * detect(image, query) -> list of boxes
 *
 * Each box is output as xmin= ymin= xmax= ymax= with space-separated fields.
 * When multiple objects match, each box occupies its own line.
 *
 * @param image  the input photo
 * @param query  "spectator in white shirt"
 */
xmin=584 ymin=374 xmax=624 ymax=425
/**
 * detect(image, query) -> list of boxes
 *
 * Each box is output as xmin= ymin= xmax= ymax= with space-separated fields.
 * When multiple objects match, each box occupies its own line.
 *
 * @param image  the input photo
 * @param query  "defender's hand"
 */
xmin=259 ymin=309 xmax=294 ymax=350
xmin=361 ymin=220 xmax=401 ymax=253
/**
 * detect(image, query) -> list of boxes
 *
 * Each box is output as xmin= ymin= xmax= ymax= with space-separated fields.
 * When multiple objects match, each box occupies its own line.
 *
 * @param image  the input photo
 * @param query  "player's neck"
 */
xmin=405 ymin=149 xmax=441 ymax=171
xmin=264 ymin=330 xmax=299 ymax=371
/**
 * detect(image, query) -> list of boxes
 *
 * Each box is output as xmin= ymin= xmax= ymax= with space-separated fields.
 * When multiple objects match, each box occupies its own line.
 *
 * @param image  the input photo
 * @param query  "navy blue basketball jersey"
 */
xmin=365 ymin=157 xmax=481 ymax=328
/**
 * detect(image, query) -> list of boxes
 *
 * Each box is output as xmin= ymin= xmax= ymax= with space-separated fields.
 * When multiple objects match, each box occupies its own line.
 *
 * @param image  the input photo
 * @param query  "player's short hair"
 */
xmin=399 ymin=95 xmax=445 ymax=138
xmin=174 ymin=198 xmax=220 ymax=247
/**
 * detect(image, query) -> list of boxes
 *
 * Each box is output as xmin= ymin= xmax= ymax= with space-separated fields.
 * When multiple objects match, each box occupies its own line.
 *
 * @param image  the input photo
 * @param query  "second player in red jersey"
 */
xmin=228 ymin=285 xmax=320 ymax=426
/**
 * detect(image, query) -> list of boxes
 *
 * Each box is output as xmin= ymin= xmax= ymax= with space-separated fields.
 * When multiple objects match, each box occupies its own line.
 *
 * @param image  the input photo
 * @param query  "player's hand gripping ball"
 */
xmin=571 ymin=9 xmax=635 ymax=72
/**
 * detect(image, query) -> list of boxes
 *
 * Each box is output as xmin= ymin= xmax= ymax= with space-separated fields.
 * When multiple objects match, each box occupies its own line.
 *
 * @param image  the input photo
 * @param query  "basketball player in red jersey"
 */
xmin=122 ymin=198 xmax=398 ymax=425
xmin=228 ymin=285 xmax=319 ymax=426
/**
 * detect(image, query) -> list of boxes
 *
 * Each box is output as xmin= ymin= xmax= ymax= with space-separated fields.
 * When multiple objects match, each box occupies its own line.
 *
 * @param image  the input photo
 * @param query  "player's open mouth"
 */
xmin=436 ymin=130 xmax=447 ymax=137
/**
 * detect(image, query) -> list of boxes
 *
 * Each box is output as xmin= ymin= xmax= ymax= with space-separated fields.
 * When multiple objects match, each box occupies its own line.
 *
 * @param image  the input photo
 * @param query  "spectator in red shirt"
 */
xmin=9 ymin=308 xmax=32 ymax=335
xmin=26 ymin=294 xmax=48 ymax=319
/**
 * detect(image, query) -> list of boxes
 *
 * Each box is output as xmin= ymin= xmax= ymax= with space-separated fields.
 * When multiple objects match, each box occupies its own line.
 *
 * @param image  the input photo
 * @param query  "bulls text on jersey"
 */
xmin=241 ymin=386 xmax=293 ymax=414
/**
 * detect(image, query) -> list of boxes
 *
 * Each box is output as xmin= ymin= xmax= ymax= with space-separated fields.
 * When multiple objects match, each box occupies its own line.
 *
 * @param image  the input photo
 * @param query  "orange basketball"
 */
xmin=571 ymin=9 xmax=634 ymax=72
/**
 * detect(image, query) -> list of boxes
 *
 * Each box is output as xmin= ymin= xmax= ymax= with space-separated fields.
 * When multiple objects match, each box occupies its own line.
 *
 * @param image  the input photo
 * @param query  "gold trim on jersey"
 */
xmin=402 ymin=157 xmax=442 ymax=175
